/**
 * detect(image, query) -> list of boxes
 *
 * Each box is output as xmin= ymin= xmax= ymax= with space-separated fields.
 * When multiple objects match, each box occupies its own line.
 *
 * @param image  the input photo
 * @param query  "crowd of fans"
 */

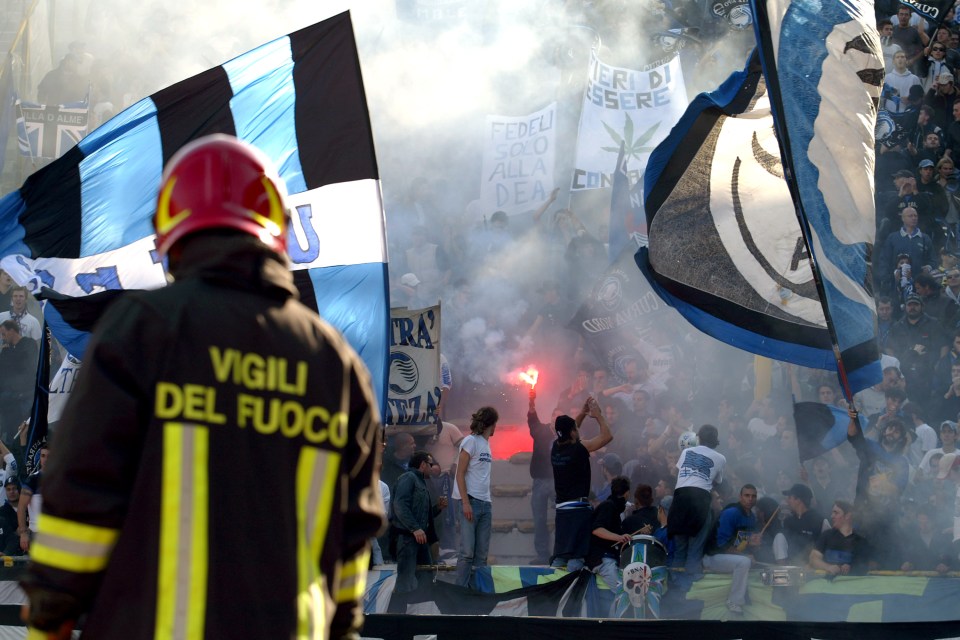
xmin=376 ymin=7 xmax=960 ymax=606
xmin=2 ymin=0 xmax=960 ymax=617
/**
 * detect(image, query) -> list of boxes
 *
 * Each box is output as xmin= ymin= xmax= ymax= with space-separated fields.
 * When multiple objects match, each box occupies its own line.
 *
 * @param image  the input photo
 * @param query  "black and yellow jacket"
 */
xmin=21 ymin=235 xmax=385 ymax=639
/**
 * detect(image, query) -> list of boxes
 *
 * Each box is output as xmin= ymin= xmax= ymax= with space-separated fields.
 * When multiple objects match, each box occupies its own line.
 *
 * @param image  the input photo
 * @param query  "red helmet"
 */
xmin=153 ymin=134 xmax=289 ymax=258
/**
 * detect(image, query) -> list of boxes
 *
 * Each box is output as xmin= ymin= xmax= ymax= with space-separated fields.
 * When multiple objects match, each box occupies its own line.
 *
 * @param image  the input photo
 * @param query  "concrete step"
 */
xmin=489 ymin=527 xmax=538 ymax=565
xmin=489 ymin=456 xmax=533 ymax=485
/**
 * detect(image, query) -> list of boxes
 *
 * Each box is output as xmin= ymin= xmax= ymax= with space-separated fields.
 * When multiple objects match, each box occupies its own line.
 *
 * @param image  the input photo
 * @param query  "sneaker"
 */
xmin=726 ymin=603 xmax=744 ymax=615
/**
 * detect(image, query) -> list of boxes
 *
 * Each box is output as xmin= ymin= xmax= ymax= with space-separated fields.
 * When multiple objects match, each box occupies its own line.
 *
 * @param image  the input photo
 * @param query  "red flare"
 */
xmin=519 ymin=366 xmax=539 ymax=389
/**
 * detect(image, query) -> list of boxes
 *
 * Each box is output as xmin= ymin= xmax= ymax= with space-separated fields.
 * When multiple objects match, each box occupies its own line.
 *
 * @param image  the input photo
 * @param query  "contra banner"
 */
xmin=480 ymin=102 xmax=557 ymax=215
xmin=572 ymin=52 xmax=687 ymax=191
xmin=388 ymin=304 xmax=441 ymax=426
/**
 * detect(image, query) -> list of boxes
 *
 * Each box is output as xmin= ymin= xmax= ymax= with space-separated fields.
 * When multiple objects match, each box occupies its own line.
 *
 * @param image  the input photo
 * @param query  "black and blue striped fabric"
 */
xmin=0 ymin=11 xmax=389 ymax=413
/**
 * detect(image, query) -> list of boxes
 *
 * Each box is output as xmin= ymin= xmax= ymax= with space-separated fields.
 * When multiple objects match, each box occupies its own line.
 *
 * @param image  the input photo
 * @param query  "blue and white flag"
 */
xmin=639 ymin=53 xmax=838 ymax=373
xmin=16 ymin=97 xmax=89 ymax=159
xmin=640 ymin=3 xmax=884 ymax=395
xmin=794 ymin=401 xmax=864 ymax=461
xmin=0 ymin=12 xmax=390 ymax=414
xmin=750 ymin=0 xmax=884 ymax=393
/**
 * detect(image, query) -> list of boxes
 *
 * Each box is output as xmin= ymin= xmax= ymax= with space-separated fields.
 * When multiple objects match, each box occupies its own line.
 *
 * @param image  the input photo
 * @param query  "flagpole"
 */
xmin=751 ymin=13 xmax=867 ymax=406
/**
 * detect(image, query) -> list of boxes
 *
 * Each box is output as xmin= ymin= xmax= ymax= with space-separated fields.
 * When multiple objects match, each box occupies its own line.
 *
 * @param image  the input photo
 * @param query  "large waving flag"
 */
xmin=751 ymin=0 xmax=884 ymax=394
xmin=0 ymin=12 xmax=390 ymax=413
xmin=639 ymin=0 xmax=884 ymax=395
xmin=638 ymin=54 xmax=836 ymax=371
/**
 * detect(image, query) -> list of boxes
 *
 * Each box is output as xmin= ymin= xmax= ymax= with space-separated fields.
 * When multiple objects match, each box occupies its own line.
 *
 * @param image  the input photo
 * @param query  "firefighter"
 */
xmin=20 ymin=134 xmax=385 ymax=639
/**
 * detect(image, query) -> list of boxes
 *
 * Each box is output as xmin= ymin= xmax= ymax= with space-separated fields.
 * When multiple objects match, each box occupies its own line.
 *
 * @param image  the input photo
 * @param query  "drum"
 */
xmin=619 ymin=534 xmax=667 ymax=570
xmin=760 ymin=565 xmax=806 ymax=587
xmin=616 ymin=535 xmax=669 ymax=619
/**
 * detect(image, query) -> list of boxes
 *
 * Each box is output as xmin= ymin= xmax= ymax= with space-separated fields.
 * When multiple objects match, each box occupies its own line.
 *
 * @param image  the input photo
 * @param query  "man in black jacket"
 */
xmin=390 ymin=450 xmax=446 ymax=601
xmin=20 ymin=136 xmax=384 ymax=640
xmin=778 ymin=483 xmax=824 ymax=565
xmin=0 ymin=477 xmax=23 ymax=556
xmin=0 ymin=321 xmax=38 ymax=440
xmin=586 ymin=475 xmax=632 ymax=601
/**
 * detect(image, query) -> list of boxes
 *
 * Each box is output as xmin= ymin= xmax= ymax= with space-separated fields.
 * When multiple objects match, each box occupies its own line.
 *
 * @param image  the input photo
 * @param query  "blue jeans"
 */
xmin=455 ymin=496 xmax=492 ymax=588
xmin=531 ymin=477 xmax=554 ymax=561
xmin=394 ymin=533 xmax=432 ymax=594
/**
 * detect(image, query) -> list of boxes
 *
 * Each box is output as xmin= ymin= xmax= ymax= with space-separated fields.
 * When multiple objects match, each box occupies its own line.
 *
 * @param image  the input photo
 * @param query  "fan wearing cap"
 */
xmin=776 ymin=483 xmax=825 ymax=565
xmin=392 ymin=272 xmax=424 ymax=308
xmin=923 ymin=66 xmax=957 ymax=131
xmin=889 ymin=290 xmax=948 ymax=392
xmin=550 ymin=396 xmax=613 ymax=572
xmin=916 ymin=156 xmax=948 ymax=213
xmin=19 ymin=135 xmax=385 ymax=640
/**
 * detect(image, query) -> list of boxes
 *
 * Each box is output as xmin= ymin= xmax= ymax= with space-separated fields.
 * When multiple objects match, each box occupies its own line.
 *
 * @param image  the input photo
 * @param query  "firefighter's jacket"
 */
xmin=21 ymin=236 xmax=385 ymax=639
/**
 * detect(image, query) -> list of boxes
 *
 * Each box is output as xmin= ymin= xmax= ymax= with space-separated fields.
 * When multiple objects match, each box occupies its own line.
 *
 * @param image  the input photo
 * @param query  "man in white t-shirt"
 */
xmin=667 ymin=424 xmax=727 ymax=589
xmin=453 ymin=406 xmax=497 ymax=589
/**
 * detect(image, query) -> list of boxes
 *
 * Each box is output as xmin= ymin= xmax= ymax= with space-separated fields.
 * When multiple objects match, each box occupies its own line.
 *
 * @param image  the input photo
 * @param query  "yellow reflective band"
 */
xmin=37 ymin=514 xmax=119 ymax=546
xmin=30 ymin=515 xmax=119 ymax=573
xmin=334 ymin=575 xmax=367 ymax=604
xmin=335 ymin=550 xmax=370 ymax=603
xmin=295 ymin=446 xmax=340 ymax=639
xmin=341 ymin=550 xmax=369 ymax=579
xmin=155 ymin=423 xmax=209 ymax=640
xmin=31 ymin=541 xmax=111 ymax=573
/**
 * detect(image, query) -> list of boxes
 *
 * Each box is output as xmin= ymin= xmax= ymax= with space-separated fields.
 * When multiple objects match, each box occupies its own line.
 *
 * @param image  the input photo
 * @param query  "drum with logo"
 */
xmin=615 ymin=535 xmax=669 ymax=619
xmin=619 ymin=534 xmax=667 ymax=570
